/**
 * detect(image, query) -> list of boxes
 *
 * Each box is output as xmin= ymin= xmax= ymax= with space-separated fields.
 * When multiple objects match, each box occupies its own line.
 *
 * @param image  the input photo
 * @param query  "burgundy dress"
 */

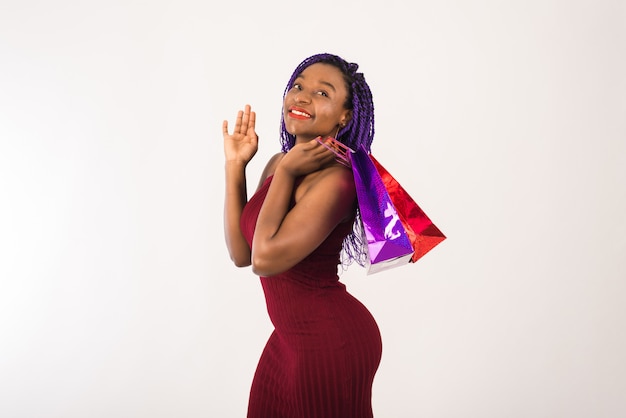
xmin=241 ymin=175 xmax=382 ymax=418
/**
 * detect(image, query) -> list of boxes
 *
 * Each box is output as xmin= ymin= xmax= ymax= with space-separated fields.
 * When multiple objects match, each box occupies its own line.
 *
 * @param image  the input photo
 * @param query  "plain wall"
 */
xmin=1 ymin=1 xmax=625 ymax=417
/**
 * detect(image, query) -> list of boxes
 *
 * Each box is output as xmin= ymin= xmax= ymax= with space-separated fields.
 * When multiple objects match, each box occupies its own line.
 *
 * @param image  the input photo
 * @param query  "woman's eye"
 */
xmin=292 ymin=83 xmax=302 ymax=90
xmin=317 ymin=91 xmax=328 ymax=97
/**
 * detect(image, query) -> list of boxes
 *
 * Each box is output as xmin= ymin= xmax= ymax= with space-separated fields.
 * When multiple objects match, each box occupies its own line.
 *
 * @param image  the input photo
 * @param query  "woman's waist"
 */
xmin=260 ymin=279 xmax=377 ymax=331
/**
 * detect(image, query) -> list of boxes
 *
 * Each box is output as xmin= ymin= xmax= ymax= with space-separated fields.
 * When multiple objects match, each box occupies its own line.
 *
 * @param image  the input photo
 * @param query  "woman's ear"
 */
xmin=340 ymin=110 xmax=353 ymax=127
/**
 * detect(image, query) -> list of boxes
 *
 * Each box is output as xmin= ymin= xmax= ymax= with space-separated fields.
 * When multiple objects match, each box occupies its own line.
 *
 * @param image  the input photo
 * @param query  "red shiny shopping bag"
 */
xmin=369 ymin=154 xmax=446 ymax=263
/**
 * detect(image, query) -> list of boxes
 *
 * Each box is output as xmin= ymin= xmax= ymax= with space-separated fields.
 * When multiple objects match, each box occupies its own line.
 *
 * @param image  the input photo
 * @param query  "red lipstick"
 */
xmin=288 ymin=106 xmax=312 ymax=120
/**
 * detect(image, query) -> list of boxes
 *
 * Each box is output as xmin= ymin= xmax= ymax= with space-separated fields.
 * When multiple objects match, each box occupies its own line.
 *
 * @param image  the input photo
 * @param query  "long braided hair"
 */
xmin=279 ymin=53 xmax=376 ymax=268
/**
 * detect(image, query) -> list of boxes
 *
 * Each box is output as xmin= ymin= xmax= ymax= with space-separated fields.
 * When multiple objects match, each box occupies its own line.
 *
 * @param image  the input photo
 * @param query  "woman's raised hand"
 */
xmin=223 ymin=104 xmax=259 ymax=165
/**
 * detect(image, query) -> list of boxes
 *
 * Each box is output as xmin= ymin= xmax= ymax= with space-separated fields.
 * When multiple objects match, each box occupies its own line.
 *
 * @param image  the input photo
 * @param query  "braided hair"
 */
xmin=279 ymin=53 xmax=376 ymax=268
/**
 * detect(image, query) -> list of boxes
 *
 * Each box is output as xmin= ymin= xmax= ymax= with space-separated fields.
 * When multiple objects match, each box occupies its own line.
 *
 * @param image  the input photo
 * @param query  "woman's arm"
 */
xmin=222 ymin=105 xmax=258 ymax=267
xmin=251 ymin=140 xmax=356 ymax=276
xmin=223 ymin=161 xmax=252 ymax=266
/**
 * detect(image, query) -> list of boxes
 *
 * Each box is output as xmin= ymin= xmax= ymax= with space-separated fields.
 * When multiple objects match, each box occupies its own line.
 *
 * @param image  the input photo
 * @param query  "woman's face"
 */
xmin=283 ymin=63 xmax=352 ymax=144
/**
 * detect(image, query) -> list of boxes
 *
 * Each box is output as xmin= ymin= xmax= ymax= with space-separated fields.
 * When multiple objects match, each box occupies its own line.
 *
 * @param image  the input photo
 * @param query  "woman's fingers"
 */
xmin=230 ymin=105 xmax=255 ymax=135
xmin=303 ymin=141 xmax=335 ymax=165
xmin=247 ymin=108 xmax=256 ymax=134
xmin=309 ymin=140 xmax=343 ymax=167
xmin=309 ymin=139 xmax=333 ymax=156
xmin=240 ymin=105 xmax=250 ymax=132
xmin=233 ymin=109 xmax=244 ymax=133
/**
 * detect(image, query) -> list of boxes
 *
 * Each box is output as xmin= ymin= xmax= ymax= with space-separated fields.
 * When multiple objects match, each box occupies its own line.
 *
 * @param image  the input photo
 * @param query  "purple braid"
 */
xmin=279 ymin=53 xmax=376 ymax=268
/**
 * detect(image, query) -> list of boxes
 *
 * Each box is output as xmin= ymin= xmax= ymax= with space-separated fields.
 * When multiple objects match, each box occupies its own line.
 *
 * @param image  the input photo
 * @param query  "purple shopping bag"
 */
xmin=350 ymin=146 xmax=414 ymax=274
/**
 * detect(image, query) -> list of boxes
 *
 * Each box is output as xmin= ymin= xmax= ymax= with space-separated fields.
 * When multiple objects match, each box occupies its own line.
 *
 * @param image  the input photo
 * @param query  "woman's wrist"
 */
xmin=225 ymin=159 xmax=248 ymax=169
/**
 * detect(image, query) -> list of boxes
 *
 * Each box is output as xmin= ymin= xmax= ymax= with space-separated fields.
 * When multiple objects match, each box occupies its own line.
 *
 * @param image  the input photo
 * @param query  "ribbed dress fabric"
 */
xmin=241 ymin=175 xmax=382 ymax=418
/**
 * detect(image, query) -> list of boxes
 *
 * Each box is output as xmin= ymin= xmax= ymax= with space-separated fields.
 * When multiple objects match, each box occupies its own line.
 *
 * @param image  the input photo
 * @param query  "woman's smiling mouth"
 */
xmin=288 ymin=107 xmax=312 ymax=120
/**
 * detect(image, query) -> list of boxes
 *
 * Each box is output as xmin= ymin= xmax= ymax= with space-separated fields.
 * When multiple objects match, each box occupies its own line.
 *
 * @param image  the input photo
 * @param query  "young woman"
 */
xmin=223 ymin=53 xmax=382 ymax=418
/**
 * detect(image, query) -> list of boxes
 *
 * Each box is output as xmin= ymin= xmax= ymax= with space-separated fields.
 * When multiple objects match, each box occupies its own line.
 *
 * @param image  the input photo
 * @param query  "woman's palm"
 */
xmin=223 ymin=105 xmax=259 ymax=164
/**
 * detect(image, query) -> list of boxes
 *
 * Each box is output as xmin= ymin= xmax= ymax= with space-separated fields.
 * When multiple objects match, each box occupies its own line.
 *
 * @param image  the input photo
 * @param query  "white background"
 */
xmin=1 ymin=1 xmax=625 ymax=417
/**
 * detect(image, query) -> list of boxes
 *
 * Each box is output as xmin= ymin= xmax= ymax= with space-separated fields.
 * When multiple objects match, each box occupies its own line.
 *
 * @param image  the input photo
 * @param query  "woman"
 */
xmin=223 ymin=53 xmax=382 ymax=418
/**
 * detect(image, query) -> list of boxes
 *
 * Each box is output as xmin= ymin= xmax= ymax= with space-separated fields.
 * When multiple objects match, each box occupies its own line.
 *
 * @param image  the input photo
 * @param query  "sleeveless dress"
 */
xmin=241 ymin=175 xmax=383 ymax=418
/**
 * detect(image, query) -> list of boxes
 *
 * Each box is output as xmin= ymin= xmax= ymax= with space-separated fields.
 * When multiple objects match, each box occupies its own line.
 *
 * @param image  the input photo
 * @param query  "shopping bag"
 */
xmin=369 ymin=154 xmax=446 ymax=263
xmin=349 ymin=146 xmax=414 ymax=274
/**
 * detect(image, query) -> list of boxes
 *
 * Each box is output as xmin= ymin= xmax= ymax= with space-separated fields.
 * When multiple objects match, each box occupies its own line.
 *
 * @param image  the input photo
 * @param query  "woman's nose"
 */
xmin=294 ymin=91 xmax=311 ymax=104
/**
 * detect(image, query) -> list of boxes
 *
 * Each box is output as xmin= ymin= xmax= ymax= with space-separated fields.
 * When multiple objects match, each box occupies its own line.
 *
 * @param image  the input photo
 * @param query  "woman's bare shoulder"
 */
xmin=297 ymin=164 xmax=356 ymax=223
xmin=319 ymin=163 xmax=355 ymax=188
xmin=298 ymin=163 xmax=355 ymax=200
